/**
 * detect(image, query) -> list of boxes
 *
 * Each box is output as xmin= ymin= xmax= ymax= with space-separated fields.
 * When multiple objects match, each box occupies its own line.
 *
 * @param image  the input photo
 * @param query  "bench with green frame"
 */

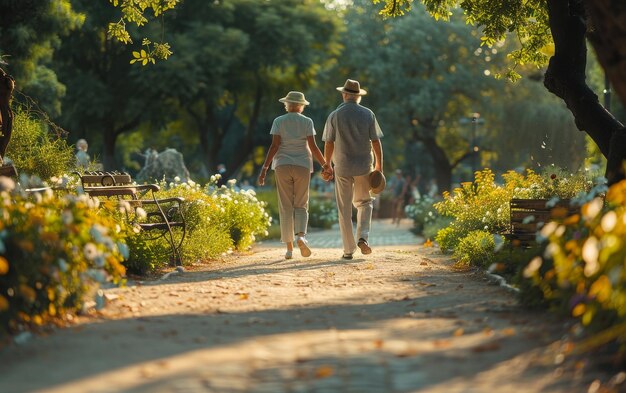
xmin=78 ymin=171 xmax=187 ymax=269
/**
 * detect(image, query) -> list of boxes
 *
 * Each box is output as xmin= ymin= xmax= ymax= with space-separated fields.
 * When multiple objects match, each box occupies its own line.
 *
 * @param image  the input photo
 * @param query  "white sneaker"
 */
xmin=285 ymin=250 xmax=293 ymax=259
xmin=296 ymin=236 xmax=312 ymax=257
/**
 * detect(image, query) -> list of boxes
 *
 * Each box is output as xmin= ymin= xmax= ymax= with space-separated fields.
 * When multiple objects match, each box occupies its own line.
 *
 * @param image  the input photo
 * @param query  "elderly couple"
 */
xmin=258 ymin=79 xmax=384 ymax=260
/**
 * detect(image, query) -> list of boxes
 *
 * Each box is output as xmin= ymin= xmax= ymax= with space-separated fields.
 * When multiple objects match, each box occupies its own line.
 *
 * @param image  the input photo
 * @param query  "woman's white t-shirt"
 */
xmin=270 ymin=112 xmax=316 ymax=173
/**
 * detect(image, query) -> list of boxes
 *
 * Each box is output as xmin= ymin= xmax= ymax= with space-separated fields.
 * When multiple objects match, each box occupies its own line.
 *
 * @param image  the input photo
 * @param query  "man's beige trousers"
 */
xmin=334 ymin=173 xmax=373 ymax=254
xmin=275 ymin=165 xmax=310 ymax=243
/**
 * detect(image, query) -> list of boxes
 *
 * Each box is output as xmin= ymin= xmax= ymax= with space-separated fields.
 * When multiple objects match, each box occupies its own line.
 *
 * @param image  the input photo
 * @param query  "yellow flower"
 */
xmin=0 ymin=295 xmax=8 ymax=311
xmin=0 ymin=256 xmax=9 ymax=275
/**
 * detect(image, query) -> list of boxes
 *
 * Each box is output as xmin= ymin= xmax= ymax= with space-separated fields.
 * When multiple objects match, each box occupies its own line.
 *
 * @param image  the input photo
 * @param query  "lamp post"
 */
xmin=470 ymin=112 xmax=484 ymax=174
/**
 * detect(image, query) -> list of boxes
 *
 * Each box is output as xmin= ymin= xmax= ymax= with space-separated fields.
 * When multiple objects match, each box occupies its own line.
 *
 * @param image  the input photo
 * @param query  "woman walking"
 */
xmin=258 ymin=91 xmax=331 ymax=259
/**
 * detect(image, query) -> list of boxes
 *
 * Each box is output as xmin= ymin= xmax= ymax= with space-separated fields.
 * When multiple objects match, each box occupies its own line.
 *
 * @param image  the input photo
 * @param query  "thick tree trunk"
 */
xmin=544 ymin=0 xmax=625 ymax=184
xmin=102 ymin=127 xmax=118 ymax=171
xmin=416 ymin=121 xmax=453 ymax=192
xmin=0 ymin=68 xmax=15 ymax=160
xmin=227 ymin=84 xmax=263 ymax=180
xmin=585 ymin=0 xmax=626 ymax=108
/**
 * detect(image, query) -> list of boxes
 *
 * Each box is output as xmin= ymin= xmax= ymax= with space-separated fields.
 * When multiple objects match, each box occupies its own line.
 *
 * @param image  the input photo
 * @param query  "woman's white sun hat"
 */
xmin=278 ymin=91 xmax=310 ymax=105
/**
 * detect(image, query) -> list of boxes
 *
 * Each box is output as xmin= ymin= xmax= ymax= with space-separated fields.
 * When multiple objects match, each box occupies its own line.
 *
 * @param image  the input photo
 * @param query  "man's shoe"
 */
xmin=342 ymin=253 xmax=353 ymax=260
xmin=297 ymin=236 xmax=312 ymax=257
xmin=285 ymin=250 xmax=293 ymax=259
xmin=357 ymin=238 xmax=372 ymax=255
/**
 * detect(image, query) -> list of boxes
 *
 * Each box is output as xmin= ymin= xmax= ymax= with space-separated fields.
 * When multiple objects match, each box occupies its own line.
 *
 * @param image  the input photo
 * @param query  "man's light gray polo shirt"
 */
xmin=322 ymin=102 xmax=383 ymax=177
xmin=270 ymin=112 xmax=316 ymax=172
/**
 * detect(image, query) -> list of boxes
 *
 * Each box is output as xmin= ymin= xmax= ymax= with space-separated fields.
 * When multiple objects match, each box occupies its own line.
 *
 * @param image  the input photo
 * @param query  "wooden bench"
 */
xmin=505 ymin=198 xmax=577 ymax=248
xmin=78 ymin=171 xmax=186 ymax=269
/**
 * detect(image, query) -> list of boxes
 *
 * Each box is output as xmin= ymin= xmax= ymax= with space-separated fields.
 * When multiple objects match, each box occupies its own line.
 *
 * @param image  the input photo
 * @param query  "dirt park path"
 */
xmin=0 ymin=220 xmax=615 ymax=393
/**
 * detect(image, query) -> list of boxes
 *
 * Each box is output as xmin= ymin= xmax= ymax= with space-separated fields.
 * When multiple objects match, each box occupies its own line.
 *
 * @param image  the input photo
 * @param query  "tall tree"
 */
xmin=340 ymin=1 xmax=505 ymax=191
xmin=374 ymin=0 xmax=626 ymax=185
xmin=0 ymin=0 xmax=83 ymax=115
xmin=53 ymin=0 xmax=167 ymax=169
xmin=148 ymin=0 xmax=341 ymax=178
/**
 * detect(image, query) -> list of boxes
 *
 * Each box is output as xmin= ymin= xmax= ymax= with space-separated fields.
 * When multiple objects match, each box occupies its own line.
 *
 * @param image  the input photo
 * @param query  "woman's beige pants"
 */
xmin=275 ymin=165 xmax=310 ymax=243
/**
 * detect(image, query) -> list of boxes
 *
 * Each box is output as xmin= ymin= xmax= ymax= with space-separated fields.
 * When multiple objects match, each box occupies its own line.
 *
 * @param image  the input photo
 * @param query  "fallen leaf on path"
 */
xmin=433 ymin=339 xmax=451 ymax=349
xmin=314 ymin=365 xmax=334 ymax=379
xmin=374 ymin=339 xmax=384 ymax=349
xmin=453 ymin=328 xmax=464 ymax=337
xmin=396 ymin=348 xmax=419 ymax=357
xmin=501 ymin=327 xmax=516 ymax=336
xmin=423 ymin=239 xmax=433 ymax=248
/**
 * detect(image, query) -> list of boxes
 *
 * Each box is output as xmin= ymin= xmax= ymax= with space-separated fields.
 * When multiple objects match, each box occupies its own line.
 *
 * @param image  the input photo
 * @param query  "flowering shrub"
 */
xmin=0 ymin=179 xmax=126 ymax=336
xmin=7 ymin=110 xmax=75 ymax=180
xmin=404 ymin=194 xmax=439 ymax=235
xmin=308 ymin=197 xmax=338 ymax=229
xmin=522 ymin=180 xmax=626 ymax=344
xmin=434 ymin=169 xmax=510 ymax=252
xmin=433 ymin=168 xmax=597 ymax=255
xmin=123 ymin=176 xmax=271 ymax=273
xmin=453 ymin=230 xmax=497 ymax=268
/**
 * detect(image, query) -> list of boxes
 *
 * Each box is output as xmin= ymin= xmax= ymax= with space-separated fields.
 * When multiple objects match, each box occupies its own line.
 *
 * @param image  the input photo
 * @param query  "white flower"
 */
xmin=83 ymin=243 xmax=98 ymax=260
xmin=523 ymin=256 xmax=542 ymax=278
xmin=601 ymin=211 xmax=617 ymax=232
xmin=582 ymin=237 xmax=599 ymax=276
xmin=135 ymin=207 xmax=147 ymax=219
xmin=174 ymin=176 xmax=181 ymax=182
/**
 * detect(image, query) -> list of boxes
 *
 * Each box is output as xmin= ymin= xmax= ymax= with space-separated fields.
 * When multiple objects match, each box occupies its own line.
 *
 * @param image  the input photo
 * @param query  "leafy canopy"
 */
xmin=373 ymin=0 xmax=552 ymax=81
xmin=107 ymin=0 xmax=180 ymax=64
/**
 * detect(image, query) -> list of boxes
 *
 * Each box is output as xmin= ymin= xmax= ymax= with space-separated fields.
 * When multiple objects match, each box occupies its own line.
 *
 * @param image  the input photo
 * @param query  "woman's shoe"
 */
xmin=297 ymin=236 xmax=312 ymax=257
xmin=341 ymin=253 xmax=353 ymax=260
xmin=285 ymin=250 xmax=293 ymax=259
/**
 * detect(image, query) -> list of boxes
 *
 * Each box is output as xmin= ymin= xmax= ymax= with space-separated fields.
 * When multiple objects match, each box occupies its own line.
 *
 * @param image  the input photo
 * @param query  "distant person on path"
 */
xmin=258 ymin=91 xmax=330 ymax=260
xmin=322 ymin=79 xmax=384 ymax=260
xmin=390 ymin=169 xmax=406 ymax=225
xmin=75 ymin=139 xmax=90 ymax=169
xmin=216 ymin=163 xmax=227 ymax=187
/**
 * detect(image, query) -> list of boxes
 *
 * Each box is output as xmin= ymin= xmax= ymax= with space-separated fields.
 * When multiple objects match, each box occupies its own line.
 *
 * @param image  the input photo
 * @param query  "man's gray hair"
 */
xmin=343 ymin=92 xmax=362 ymax=103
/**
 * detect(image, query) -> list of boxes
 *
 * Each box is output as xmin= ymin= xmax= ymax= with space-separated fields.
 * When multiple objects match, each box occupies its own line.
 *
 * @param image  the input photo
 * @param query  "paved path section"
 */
xmin=261 ymin=219 xmax=423 ymax=250
xmin=0 ymin=222 xmax=612 ymax=393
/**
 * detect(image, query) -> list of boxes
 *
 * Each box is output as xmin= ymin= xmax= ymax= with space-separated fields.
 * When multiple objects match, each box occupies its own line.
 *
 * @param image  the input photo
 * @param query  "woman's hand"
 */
xmin=258 ymin=167 xmax=268 ymax=186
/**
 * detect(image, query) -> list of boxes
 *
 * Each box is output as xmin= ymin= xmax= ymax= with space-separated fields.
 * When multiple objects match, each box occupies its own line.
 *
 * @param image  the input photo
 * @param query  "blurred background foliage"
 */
xmin=0 ymin=0 xmax=623 ymax=192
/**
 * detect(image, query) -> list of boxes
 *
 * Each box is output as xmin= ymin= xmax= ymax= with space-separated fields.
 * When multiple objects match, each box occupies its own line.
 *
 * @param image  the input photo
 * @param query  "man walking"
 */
xmin=322 ymin=79 xmax=384 ymax=260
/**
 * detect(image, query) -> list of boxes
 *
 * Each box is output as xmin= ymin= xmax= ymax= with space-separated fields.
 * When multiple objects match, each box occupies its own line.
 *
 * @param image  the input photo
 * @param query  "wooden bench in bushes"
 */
xmin=78 ymin=171 xmax=186 ymax=269
xmin=505 ymin=198 xmax=578 ymax=248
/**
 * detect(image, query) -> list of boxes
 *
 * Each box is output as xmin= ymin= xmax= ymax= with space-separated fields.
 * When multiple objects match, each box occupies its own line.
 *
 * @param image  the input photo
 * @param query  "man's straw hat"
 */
xmin=370 ymin=170 xmax=386 ymax=194
xmin=336 ymin=79 xmax=367 ymax=96
xmin=278 ymin=91 xmax=310 ymax=105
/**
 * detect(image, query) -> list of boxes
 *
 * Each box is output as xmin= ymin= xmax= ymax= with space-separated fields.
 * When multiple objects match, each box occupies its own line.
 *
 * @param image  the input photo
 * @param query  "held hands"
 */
xmin=321 ymin=163 xmax=334 ymax=181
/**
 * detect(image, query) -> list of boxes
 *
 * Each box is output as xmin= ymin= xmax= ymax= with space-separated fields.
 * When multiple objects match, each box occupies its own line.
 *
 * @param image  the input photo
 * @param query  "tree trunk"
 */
xmin=544 ymin=0 xmax=626 ymax=184
xmin=585 ymin=0 xmax=626 ymax=108
xmin=0 ymin=68 xmax=15 ymax=160
xmin=416 ymin=121 xmax=453 ymax=193
xmin=227 ymin=84 xmax=263 ymax=180
xmin=102 ymin=126 xmax=118 ymax=171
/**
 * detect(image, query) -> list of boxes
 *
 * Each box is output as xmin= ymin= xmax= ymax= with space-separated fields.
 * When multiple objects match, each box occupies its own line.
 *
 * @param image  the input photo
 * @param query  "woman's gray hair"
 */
xmin=285 ymin=102 xmax=304 ymax=112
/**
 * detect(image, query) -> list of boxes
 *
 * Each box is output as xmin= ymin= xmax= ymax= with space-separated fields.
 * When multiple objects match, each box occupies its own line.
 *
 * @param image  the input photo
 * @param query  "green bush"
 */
xmin=308 ymin=196 xmax=338 ymax=229
xmin=404 ymin=194 xmax=439 ymax=235
xmin=453 ymin=230 xmax=496 ymax=268
xmin=6 ymin=109 xmax=75 ymax=180
xmin=0 ymin=181 xmax=126 ymax=336
xmin=117 ymin=177 xmax=271 ymax=273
